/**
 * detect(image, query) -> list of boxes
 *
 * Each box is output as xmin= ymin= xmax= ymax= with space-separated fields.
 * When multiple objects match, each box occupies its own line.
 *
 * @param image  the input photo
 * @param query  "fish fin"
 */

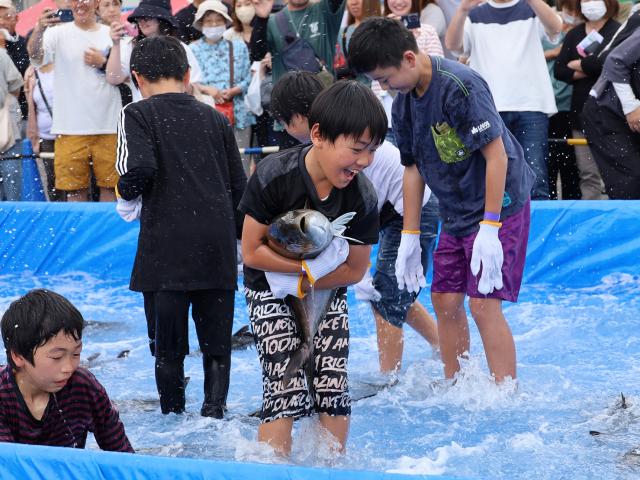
xmin=330 ymin=212 xmax=357 ymax=236
xmin=334 ymin=233 xmax=364 ymax=244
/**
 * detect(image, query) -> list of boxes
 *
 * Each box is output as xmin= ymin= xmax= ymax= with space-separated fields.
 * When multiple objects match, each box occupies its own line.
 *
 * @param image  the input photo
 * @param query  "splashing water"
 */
xmin=1 ymin=272 xmax=639 ymax=479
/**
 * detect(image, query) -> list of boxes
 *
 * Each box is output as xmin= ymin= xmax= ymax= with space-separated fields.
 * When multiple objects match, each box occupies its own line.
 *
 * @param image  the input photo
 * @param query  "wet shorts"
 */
xmin=431 ymin=201 xmax=530 ymax=302
xmin=371 ymin=195 xmax=439 ymax=328
xmin=54 ymin=134 xmax=118 ymax=191
xmin=244 ymin=287 xmax=351 ymax=423
xmin=143 ymin=289 xmax=234 ymax=359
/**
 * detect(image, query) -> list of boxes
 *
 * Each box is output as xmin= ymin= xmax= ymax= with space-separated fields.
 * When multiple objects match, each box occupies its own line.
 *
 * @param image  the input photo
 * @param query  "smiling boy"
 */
xmin=348 ymin=18 xmax=534 ymax=383
xmin=0 ymin=289 xmax=133 ymax=451
xmin=239 ymin=80 xmax=386 ymax=456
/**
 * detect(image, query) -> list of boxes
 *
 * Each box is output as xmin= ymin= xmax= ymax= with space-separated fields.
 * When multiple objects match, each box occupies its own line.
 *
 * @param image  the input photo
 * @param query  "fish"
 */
xmin=266 ymin=209 xmax=359 ymax=388
xmin=231 ymin=325 xmax=254 ymax=350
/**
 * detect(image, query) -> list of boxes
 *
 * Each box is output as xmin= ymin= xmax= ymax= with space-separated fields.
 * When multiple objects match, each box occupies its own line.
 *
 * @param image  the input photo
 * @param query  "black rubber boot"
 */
xmin=201 ymin=354 xmax=231 ymax=419
xmin=155 ymin=357 xmax=186 ymax=414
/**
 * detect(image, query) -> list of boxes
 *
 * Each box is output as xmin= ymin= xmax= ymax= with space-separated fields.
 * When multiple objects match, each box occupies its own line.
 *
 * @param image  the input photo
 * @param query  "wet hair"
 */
xmin=347 ymin=17 xmax=419 ymax=73
xmin=130 ymin=35 xmax=189 ymax=88
xmin=308 ymin=80 xmax=387 ymax=145
xmin=1 ymin=289 xmax=84 ymax=369
xmin=270 ymin=71 xmax=325 ymax=125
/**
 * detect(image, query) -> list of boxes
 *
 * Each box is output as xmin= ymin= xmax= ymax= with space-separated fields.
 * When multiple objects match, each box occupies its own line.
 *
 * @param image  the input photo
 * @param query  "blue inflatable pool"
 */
xmin=0 ymin=201 xmax=639 ymax=479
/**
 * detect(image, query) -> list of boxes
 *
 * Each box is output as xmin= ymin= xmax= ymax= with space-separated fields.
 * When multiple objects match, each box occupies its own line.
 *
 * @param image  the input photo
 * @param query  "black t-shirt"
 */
xmin=239 ymin=144 xmax=379 ymax=291
xmin=116 ymin=93 xmax=247 ymax=292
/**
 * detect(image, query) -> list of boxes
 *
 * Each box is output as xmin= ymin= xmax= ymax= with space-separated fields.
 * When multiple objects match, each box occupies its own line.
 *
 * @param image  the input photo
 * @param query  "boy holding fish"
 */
xmin=239 ymin=80 xmax=386 ymax=456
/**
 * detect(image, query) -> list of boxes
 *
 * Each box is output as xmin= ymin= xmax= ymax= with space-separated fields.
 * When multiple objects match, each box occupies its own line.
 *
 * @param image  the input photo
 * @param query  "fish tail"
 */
xmin=282 ymin=344 xmax=310 ymax=387
xmin=330 ymin=212 xmax=358 ymax=236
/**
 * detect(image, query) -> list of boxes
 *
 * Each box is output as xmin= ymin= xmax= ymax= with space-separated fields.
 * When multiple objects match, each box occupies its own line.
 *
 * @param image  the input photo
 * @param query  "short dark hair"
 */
xmin=130 ymin=35 xmax=189 ymax=88
xmin=348 ymin=17 xmax=419 ymax=73
xmin=308 ymin=80 xmax=387 ymax=145
xmin=270 ymin=71 xmax=325 ymax=125
xmin=1 ymin=289 xmax=84 ymax=369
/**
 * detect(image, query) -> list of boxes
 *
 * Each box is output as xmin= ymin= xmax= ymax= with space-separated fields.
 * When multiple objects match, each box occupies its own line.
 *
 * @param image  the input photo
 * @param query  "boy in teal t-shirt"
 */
xmin=250 ymin=0 xmax=345 ymax=84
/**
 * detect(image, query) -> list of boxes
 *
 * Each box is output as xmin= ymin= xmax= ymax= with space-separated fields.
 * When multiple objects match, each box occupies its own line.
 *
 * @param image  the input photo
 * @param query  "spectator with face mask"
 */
xmin=224 ymin=0 xmax=254 ymax=44
xmin=105 ymin=0 xmax=202 ymax=103
xmin=554 ymin=0 xmax=619 ymax=199
xmin=190 ymin=0 xmax=254 ymax=173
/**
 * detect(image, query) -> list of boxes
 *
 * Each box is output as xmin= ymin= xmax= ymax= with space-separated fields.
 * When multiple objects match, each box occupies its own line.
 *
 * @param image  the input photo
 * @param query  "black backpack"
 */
xmin=275 ymin=9 xmax=323 ymax=74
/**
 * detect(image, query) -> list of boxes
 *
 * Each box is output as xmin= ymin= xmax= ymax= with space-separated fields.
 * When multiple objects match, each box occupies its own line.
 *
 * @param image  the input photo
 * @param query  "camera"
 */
xmin=54 ymin=9 xmax=74 ymax=22
xmin=401 ymin=13 xmax=421 ymax=30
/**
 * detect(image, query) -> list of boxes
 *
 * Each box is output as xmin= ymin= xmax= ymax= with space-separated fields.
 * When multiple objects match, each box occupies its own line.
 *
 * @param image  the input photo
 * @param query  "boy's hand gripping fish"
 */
xmin=266 ymin=210 xmax=360 ymax=387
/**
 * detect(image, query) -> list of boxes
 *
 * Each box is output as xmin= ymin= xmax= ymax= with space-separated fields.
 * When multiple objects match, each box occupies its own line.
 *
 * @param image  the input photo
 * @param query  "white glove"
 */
xmin=354 ymin=269 xmax=381 ymax=302
xmin=265 ymin=271 xmax=304 ymax=299
xmin=301 ymin=237 xmax=349 ymax=285
xmin=470 ymin=223 xmax=504 ymax=294
xmin=395 ymin=232 xmax=425 ymax=293
xmin=116 ymin=196 xmax=142 ymax=222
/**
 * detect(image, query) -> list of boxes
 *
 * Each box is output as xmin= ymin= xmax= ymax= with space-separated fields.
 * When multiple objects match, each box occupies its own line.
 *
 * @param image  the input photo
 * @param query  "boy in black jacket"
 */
xmin=115 ymin=36 xmax=247 ymax=418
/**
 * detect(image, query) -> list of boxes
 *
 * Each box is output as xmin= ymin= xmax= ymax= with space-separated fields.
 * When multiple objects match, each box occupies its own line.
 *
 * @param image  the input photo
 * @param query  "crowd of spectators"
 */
xmin=0 ymin=0 xmax=639 ymax=201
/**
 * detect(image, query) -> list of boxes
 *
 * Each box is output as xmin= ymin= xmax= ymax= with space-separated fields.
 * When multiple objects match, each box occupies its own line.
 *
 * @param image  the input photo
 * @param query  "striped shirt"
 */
xmin=0 ymin=366 xmax=134 ymax=452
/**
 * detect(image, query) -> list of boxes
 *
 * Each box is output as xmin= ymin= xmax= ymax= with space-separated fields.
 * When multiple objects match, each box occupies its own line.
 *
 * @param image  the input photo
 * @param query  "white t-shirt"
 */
xmin=120 ymin=37 xmax=202 ymax=102
xmin=32 ymin=68 xmax=55 ymax=140
xmin=41 ymin=22 xmax=122 ymax=135
xmin=363 ymin=141 xmax=431 ymax=216
xmin=461 ymin=0 xmax=558 ymax=114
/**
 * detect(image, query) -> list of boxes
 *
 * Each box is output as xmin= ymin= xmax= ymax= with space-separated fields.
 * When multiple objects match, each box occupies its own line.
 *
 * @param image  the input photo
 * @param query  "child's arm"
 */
xmin=89 ymin=376 xmax=134 ymax=453
xmin=241 ymin=214 xmax=304 ymax=273
xmin=309 ymin=244 xmax=371 ymax=290
xmin=223 ymin=118 xmax=247 ymax=239
xmin=481 ymin=136 xmax=508 ymax=215
xmin=469 ymin=136 xmax=509 ymax=294
xmin=115 ymin=106 xmax=157 ymax=200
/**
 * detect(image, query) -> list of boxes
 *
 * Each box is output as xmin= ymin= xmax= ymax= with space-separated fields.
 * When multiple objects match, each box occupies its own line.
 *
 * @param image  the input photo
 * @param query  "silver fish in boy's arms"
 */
xmin=267 ymin=209 xmax=362 ymax=260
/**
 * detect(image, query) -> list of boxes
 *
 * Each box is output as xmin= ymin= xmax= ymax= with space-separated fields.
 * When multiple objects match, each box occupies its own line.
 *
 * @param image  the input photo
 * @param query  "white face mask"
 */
xmin=561 ymin=12 xmax=577 ymax=25
xmin=235 ymin=5 xmax=255 ymax=25
xmin=202 ymin=25 xmax=226 ymax=41
xmin=581 ymin=1 xmax=607 ymax=21
xmin=0 ymin=28 xmax=18 ymax=42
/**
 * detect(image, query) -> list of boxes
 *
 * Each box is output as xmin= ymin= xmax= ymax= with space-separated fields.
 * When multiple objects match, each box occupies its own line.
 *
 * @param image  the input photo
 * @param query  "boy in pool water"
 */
xmin=239 ymin=80 xmax=386 ymax=456
xmin=269 ymin=71 xmax=440 ymax=374
xmin=0 ymin=289 xmax=133 ymax=451
xmin=348 ymin=18 xmax=535 ymax=382
xmin=115 ymin=36 xmax=246 ymax=418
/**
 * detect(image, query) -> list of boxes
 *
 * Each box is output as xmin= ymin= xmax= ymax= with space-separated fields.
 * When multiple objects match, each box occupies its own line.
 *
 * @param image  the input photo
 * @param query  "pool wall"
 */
xmin=1 ymin=200 xmax=639 ymax=479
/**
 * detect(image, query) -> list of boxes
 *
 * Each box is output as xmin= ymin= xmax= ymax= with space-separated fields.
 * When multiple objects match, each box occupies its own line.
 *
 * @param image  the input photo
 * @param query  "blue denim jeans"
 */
xmin=371 ymin=195 xmax=439 ymax=328
xmin=0 ymin=142 xmax=22 ymax=201
xmin=500 ymin=111 xmax=550 ymax=200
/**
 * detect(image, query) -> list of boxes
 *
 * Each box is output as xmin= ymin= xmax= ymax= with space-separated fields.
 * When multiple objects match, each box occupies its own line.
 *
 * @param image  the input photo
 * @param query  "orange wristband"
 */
xmin=401 ymin=229 xmax=421 ymax=235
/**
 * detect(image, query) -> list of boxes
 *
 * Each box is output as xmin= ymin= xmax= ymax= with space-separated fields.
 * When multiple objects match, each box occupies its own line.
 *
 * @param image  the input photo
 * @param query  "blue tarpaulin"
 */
xmin=0 ymin=200 xmax=638 ymax=479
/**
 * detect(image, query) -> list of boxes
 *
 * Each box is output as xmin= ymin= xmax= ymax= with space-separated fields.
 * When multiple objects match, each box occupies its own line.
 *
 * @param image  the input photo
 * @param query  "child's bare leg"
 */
xmin=258 ymin=417 xmax=294 ymax=457
xmin=99 ymin=187 xmax=116 ymax=202
xmin=65 ymin=188 xmax=89 ymax=202
xmin=373 ymin=306 xmax=403 ymax=373
xmin=405 ymin=301 xmax=439 ymax=350
xmin=318 ymin=414 xmax=350 ymax=452
xmin=469 ymin=298 xmax=516 ymax=382
xmin=432 ymin=292 xmax=469 ymax=378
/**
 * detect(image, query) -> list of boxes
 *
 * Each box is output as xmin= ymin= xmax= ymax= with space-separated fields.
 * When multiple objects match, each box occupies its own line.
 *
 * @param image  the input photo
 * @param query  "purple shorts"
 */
xmin=432 ymin=201 xmax=530 ymax=302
